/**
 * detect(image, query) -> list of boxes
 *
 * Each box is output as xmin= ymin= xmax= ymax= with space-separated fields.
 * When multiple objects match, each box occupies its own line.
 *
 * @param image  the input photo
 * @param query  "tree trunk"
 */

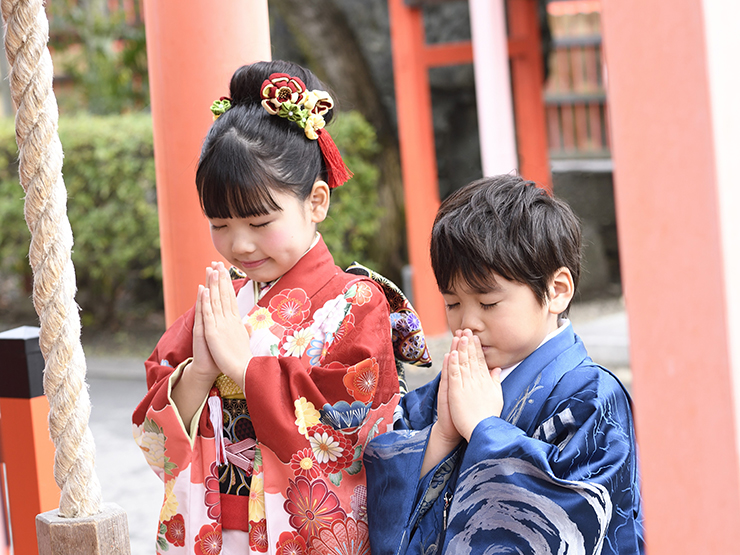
xmin=270 ymin=0 xmax=406 ymax=282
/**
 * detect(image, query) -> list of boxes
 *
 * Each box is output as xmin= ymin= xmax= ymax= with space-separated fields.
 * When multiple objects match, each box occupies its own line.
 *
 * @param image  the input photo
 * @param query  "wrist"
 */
xmin=186 ymin=361 xmax=219 ymax=386
xmin=431 ymin=421 xmax=462 ymax=449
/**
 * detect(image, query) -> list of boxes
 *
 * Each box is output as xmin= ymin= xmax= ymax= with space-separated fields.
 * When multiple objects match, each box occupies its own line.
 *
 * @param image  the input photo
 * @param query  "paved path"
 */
xmin=85 ymin=303 xmax=631 ymax=554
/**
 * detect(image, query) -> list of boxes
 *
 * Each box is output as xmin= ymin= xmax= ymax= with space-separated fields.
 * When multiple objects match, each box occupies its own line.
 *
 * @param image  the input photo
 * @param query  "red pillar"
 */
xmin=602 ymin=0 xmax=740 ymax=552
xmin=143 ymin=0 xmax=272 ymax=325
xmin=507 ymin=0 xmax=551 ymax=190
xmin=388 ymin=0 xmax=447 ymax=335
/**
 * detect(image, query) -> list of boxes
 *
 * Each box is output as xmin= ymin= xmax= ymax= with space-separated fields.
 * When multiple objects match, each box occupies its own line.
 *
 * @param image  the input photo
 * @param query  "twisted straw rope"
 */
xmin=1 ymin=0 xmax=101 ymax=517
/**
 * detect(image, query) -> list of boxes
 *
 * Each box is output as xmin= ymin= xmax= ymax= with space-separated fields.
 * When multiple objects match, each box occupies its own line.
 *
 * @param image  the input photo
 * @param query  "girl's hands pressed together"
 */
xmin=201 ymin=262 xmax=253 ymax=385
xmin=447 ymin=329 xmax=503 ymax=441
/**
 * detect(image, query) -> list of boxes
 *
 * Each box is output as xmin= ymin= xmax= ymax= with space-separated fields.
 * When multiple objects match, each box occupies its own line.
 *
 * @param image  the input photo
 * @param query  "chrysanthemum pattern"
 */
xmin=284 ymin=476 xmax=346 ymax=538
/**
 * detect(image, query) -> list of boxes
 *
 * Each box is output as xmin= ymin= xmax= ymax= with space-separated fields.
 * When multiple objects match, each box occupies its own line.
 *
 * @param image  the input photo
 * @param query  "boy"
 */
xmin=365 ymin=175 xmax=644 ymax=554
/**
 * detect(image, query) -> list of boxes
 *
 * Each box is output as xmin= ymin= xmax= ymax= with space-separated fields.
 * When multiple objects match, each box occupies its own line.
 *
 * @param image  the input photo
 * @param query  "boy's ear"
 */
xmin=547 ymin=267 xmax=575 ymax=315
xmin=308 ymin=180 xmax=331 ymax=224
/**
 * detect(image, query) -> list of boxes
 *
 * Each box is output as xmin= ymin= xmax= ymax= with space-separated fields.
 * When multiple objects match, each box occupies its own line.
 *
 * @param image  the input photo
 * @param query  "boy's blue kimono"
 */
xmin=365 ymin=323 xmax=644 ymax=555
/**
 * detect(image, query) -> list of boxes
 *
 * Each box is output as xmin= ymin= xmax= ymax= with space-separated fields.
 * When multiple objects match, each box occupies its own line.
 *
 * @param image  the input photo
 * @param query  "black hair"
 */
xmin=196 ymin=60 xmax=334 ymax=219
xmin=431 ymin=175 xmax=582 ymax=314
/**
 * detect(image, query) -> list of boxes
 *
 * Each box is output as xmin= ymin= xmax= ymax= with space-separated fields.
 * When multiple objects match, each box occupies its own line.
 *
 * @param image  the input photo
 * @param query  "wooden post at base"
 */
xmin=0 ymin=327 xmax=59 ymax=555
xmin=36 ymin=504 xmax=129 ymax=555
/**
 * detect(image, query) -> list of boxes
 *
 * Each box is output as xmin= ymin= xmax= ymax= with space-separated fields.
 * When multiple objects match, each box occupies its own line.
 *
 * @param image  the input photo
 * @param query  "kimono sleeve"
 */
xmin=447 ymin=367 xmax=642 ymax=555
xmin=244 ymin=277 xmax=398 ymax=464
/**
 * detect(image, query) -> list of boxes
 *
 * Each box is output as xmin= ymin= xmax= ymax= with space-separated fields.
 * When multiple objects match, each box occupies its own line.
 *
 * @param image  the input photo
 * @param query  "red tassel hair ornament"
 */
xmin=317 ymin=129 xmax=353 ymax=189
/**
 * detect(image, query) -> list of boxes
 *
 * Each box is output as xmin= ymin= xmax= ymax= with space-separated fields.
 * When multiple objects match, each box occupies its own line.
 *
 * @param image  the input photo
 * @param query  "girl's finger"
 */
xmin=194 ymin=285 xmax=204 ymax=333
xmin=217 ymin=262 xmax=234 ymax=314
xmin=209 ymin=270 xmax=224 ymax=317
xmin=202 ymin=287 xmax=215 ymax=327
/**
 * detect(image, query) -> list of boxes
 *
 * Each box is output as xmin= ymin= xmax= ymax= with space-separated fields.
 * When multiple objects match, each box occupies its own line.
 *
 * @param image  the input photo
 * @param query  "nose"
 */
xmin=231 ymin=229 xmax=256 ymax=255
xmin=459 ymin=309 xmax=484 ymax=333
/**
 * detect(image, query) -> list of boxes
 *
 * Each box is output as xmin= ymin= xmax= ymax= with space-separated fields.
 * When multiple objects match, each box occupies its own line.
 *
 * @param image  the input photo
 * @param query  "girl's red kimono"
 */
xmin=132 ymin=237 xmax=400 ymax=554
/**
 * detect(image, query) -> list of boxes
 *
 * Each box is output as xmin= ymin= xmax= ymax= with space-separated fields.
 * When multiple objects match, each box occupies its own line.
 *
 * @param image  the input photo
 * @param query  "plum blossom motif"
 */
xmin=204 ymin=462 xmax=221 ymax=521
xmin=295 ymin=397 xmax=321 ymax=438
xmin=290 ymin=448 xmax=322 ymax=480
xmin=333 ymin=313 xmax=355 ymax=343
xmin=307 ymin=423 xmax=355 ymax=474
xmin=304 ymin=113 xmax=326 ymax=140
xmin=270 ymin=288 xmax=311 ymax=327
xmin=284 ymin=476 xmax=346 ymax=538
xmin=348 ymin=282 xmax=374 ymax=306
xmin=342 ymin=359 xmax=379 ymax=403
xmin=282 ymin=327 xmax=315 ymax=357
xmin=261 ymin=73 xmax=308 ymax=115
xmin=276 ymin=530 xmax=309 ymax=555
xmin=308 ymin=518 xmax=371 ymax=555
xmin=194 ymin=522 xmax=222 ymax=555
xmin=163 ymin=513 xmax=185 ymax=547
xmin=249 ymin=519 xmax=269 ymax=553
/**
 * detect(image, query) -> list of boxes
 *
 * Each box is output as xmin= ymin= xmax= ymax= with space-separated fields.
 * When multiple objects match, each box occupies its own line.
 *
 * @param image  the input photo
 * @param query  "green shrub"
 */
xmin=0 ymin=114 xmax=160 ymax=327
xmin=0 ymin=110 xmax=383 ymax=327
xmin=320 ymin=111 xmax=383 ymax=271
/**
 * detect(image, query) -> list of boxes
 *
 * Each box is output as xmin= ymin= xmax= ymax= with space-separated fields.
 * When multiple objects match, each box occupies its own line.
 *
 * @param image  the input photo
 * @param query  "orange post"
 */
xmin=507 ymin=0 xmax=552 ymax=190
xmin=0 ymin=327 xmax=59 ymax=555
xmin=388 ymin=0 xmax=447 ymax=335
xmin=602 ymin=0 xmax=740 ymax=552
xmin=143 ymin=0 xmax=272 ymax=325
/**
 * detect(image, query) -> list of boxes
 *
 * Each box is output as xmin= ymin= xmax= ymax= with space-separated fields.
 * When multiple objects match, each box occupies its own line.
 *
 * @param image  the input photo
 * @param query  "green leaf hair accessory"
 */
xmin=210 ymin=97 xmax=232 ymax=120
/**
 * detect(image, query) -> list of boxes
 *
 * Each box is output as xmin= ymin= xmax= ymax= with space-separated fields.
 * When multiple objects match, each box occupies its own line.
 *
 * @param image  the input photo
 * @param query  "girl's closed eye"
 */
xmin=480 ymin=302 xmax=498 ymax=310
xmin=250 ymin=219 xmax=272 ymax=229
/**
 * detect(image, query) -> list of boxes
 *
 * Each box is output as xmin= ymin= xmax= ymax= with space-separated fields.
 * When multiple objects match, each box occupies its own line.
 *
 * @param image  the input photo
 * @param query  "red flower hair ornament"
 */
xmin=260 ymin=72 xmax=352 ymax=189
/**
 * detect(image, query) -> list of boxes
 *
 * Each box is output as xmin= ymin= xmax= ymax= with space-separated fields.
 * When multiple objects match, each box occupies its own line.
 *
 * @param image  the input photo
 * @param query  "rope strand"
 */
xmin=1 ymin=0 xmax=102 ymax=518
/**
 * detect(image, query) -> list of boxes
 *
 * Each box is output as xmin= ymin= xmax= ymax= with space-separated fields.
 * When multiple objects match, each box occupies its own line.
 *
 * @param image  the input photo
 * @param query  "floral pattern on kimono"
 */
xmin=133 ymin=237 xmax=398 ymax=554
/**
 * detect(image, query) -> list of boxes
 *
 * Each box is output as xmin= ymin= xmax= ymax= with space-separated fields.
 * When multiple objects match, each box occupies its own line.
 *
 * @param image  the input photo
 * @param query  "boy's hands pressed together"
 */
xmin=201 ymin=262 xmax=253 ymax=385
xmin=447 ymin=330 xmax=503 ymax=441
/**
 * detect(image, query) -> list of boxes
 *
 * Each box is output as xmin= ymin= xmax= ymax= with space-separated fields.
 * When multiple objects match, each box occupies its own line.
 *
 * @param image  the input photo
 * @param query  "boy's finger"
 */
xmin=449 ymin=335 xmax=460 ymax=353
xmin=471 ymin=335 xmax=487 ymax=374
xmin=457 ymin=336 xmax=471 ymax=382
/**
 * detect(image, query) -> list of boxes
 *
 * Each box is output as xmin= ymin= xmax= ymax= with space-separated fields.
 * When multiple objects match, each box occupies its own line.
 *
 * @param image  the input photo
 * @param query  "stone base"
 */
xmin=36 ymin=503 xmax=130 ymax=555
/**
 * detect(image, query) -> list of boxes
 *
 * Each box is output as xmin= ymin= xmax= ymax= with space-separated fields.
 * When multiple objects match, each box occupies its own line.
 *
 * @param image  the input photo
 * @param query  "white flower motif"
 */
xmin=283 ymin=327 xmax=314 ymax=357
xmin=309 ymin=430 xmax=344 ymax=464
xmin=309 ymin=294 xmax=349 ymax=338
xmin=133 ymin=422 xmax=167 ymax=480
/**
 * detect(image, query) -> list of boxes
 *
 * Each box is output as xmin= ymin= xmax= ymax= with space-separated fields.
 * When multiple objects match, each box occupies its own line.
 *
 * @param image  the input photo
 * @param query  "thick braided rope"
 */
xmin=1 ymin=0 xmax=101 ymax=517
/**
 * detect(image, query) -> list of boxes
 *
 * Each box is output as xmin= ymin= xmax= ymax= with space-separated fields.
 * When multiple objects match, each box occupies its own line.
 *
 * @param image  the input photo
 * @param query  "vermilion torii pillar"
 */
xmin=602 ymin=0 xmax=740 ymax=552
xmin=144 ymin=1 xmax=271 ymax=325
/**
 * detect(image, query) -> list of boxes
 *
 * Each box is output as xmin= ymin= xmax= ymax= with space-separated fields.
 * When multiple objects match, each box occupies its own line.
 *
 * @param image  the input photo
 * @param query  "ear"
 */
xmin=307 ymin=180 xmax=331 ymax=224
xmin=547 ymin=267 xmax=575 ymax=315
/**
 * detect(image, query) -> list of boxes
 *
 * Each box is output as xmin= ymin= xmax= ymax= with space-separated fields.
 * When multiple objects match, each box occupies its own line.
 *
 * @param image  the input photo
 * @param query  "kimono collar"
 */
xmin=500 ymin=323 xmax=590 ymax=434
xmin=255 ymin=234 xmax=340 ymax=308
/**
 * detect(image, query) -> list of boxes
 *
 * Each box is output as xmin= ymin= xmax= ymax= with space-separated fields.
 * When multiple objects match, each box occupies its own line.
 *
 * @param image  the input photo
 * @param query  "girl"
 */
xmin=133 ymin=60 xmax=400 ymax=554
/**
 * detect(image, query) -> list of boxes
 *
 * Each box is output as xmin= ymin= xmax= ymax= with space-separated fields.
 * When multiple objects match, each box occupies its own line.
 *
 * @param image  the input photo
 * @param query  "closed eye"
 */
xmin=250 ymin=220 xmax=272 ymax=229
xmin=444 ymin=302 xmax=459 ymax=310
xmin=210 ymin=223 xmax=226 ymax=230
xmin=481 ymin=303 xmax=498 ymax=310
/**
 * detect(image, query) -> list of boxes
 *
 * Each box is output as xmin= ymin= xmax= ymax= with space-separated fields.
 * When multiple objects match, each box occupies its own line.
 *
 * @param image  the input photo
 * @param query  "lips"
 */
xmin=239 ymin=258 xmax=268 ymax=269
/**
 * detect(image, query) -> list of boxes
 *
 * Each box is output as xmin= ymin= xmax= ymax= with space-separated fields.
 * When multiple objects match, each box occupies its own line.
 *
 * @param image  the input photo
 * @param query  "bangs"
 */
xmin=196 ymin=129 xmax=283 ymax=219
xmin=432 ymin=225 xmax=512 ymax=294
